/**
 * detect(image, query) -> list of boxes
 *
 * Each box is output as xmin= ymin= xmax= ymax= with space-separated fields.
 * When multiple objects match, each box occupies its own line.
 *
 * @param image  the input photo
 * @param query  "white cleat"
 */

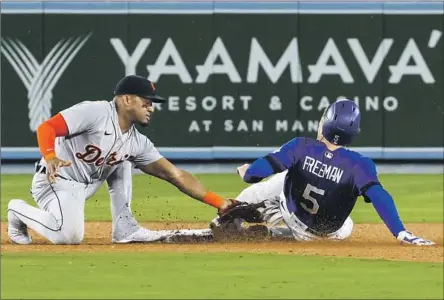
xmin=112 ymin=227 xmax=214 ymax=244
xmin=163 ymin=228 xmax=213 ymax=243
xmin=7 ymin=210 xmax=32 ymax=245
xmin=112 ymin=227 xmax=169 ymax=244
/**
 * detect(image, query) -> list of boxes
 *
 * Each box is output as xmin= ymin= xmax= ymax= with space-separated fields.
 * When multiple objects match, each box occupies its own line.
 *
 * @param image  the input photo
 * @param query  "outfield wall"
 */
xmin=1 ymin=1 xmax=443 ymax=161
xmin=2 ymin=162 xmax=443 ymax=175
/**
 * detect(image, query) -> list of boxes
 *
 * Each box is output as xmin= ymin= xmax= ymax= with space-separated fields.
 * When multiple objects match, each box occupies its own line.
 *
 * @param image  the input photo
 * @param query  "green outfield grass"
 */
xmin=2 ymin=252 xmax=443 ymax=299
xmin=1 ymin=173 xmax=443 ymax=299
xmin=1 ymin=173 xmax=443 ymax=223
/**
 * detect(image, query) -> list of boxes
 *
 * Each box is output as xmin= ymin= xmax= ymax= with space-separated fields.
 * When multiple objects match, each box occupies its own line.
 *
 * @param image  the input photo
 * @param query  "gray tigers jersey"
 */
xmin=38 ymin=100 xmax=162 ymax=184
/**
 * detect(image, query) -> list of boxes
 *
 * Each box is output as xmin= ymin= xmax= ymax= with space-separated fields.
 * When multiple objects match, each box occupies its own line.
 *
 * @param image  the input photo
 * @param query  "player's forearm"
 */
xmin=37 ymin=113 xmax=69 ymax=161
xmin=365 ymin=185 xmax=406 ymax=237
xmin=169 ymin=169 xmax=226 ymax=209
xmin=243 ymin=157 xmax=275 ymax=183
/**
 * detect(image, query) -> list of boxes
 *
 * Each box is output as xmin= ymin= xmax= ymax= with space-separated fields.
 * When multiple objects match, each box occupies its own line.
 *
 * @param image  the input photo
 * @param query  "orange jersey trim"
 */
xmin=37 ymin=113 xmax=69 ymax=160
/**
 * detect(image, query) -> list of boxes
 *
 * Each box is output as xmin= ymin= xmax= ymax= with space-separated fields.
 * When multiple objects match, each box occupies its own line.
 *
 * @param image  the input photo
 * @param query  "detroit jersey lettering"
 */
xmin=267 ymin=137 xmax=378 ymax=234
xmin=42 ymin=100 xmax=162 ymax=184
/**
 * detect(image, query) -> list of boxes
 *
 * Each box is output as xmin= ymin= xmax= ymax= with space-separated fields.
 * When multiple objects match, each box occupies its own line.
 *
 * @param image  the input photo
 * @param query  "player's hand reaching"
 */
xmin=217 ymin=199 xmax=265 ymax=223
xmin=46 ymin=157 xmax=72 ymax=183
xmin=218 ymin=199 xmax=242 ymax=216
xmin=236 ymin=164 xmax=250 ymax=179
xmin=397 ymin=230 xmax=435 ymax=246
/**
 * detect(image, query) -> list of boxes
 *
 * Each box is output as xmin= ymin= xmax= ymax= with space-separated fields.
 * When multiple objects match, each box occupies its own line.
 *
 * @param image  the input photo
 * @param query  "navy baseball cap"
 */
xmin=114 ymin=75 xmax=166 ymax=103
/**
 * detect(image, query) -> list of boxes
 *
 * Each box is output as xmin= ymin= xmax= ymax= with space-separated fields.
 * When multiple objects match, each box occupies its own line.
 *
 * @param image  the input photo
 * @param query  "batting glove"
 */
xmin=397 ymin=230 xmax=435 ymax=246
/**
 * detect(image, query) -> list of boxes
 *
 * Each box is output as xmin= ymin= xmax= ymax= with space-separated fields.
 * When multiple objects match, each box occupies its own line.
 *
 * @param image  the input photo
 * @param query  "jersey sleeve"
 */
xmin=352 ymin=157 xmax=381 ymax=196
xmin=132 ymin=132 xmax=163 ymax=167
xmin=243 ymin=138 xmax=302 ymax=183
xmin=264 ymin=138 xmax=302 ymax=172
xmin=59 ymin=101 xmax=109 ymax=135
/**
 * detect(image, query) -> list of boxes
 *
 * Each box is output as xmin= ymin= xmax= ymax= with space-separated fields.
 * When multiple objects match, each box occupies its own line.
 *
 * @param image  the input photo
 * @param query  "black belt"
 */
xmin=35 ymin=163 xmax=71 ymax=181
xmin=35 ymin=164 xmax=46 ymax=174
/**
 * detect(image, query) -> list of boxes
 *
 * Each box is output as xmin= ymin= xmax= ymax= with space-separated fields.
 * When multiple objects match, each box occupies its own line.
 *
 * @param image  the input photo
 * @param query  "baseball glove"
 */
xmin=211 ymin=201 xmax=269 ymax=242
xmin=217 ymin=200 xmax=265 ymax=224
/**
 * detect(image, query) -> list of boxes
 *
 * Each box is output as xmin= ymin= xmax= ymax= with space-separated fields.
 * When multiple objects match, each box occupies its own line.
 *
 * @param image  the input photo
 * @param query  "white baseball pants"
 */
xmin=8 ymin=172 xmax=87 ymax=244
xmin=8 ymin=161 xmax=211 ymax=245
xmin=236 ymin=171 xmax=353 ymax=241
xmin=7 ymin=161 xmax=148 ymax=244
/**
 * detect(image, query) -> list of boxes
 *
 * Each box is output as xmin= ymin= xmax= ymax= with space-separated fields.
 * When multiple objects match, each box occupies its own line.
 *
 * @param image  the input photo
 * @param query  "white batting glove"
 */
xmin=397 ymin=230 xmax=435 ymax=246
xmin=236 ymin=164 xmax=250 ymax=180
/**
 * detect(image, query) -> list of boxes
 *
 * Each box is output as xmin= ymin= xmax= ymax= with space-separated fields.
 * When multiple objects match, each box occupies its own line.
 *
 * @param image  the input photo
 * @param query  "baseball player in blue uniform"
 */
xmin=212 ymin=99 xmax=435 ymax=246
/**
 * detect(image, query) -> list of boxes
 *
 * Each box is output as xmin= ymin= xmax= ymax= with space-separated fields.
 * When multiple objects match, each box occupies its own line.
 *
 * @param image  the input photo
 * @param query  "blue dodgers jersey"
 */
xmin=266 ymin=137 xmax=380 ymax=234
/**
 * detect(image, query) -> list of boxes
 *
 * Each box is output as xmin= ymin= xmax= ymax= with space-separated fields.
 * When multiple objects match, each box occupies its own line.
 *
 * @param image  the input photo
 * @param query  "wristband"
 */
xmin=202 ymin=191 xmax=225 ymax=208
xmin=44 ymin=151 xmax=56 ymax=161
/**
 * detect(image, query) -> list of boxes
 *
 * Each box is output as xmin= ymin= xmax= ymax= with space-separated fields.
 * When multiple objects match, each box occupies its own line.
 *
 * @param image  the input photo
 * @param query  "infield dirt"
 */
xmin=1 ymin=222 xmax=442 ymax=263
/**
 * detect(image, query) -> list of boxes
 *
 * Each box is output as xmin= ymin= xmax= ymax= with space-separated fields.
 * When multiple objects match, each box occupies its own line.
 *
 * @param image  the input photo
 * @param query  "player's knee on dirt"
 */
xmin=50 ymin=234 xmax=83 ymax=245
xmin=67 ymin=229 xmax=84 ymax=245
xmin=50 ymin=227 xmax=84 ymax=245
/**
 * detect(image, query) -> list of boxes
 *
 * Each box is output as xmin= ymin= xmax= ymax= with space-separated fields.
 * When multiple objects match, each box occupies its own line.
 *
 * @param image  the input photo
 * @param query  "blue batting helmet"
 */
xmin=321 ymin=99 xmax=361 ymax=146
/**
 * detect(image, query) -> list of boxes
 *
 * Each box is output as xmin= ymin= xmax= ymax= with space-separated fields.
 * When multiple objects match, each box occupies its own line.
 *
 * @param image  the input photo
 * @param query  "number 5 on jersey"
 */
xmin=301 ymin=183 xmax=325 ymax=214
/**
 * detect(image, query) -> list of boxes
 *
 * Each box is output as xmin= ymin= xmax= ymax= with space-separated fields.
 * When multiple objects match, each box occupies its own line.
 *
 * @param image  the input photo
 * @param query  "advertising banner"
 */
xmin=1 ymin=1 xmax=443 ymax=160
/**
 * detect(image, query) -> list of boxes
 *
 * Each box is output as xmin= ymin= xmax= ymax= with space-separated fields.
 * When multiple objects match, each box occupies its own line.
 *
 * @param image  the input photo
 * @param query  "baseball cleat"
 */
xmin=210 ymin=217 xmax=270 ymax=242
xmin=7 ymin=210 xmax=32 ymax=245
xmin=112 ymin=227 xmax=168 ymax=244
xmin=164 ymin=228 xmax=214 ymax=243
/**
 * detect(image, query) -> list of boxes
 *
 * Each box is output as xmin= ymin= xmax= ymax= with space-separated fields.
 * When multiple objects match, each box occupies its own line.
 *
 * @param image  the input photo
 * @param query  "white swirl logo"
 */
xmin=1 ymin=33 xmax=91 ymax=131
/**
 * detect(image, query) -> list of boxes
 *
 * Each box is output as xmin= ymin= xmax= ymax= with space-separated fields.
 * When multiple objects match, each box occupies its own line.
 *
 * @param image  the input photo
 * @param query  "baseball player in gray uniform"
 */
xmin=7 ymin=75 xmax=238 ymax=245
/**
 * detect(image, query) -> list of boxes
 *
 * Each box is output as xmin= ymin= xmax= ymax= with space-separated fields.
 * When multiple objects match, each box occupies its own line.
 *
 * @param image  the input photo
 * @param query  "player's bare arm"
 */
xmin=36 ymin=113 xmax=71 ymax=183
xmin=138 ymin=157 xmax=236 ymax=212
xmin=9 ymin=76 xmax=218 ymax=245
